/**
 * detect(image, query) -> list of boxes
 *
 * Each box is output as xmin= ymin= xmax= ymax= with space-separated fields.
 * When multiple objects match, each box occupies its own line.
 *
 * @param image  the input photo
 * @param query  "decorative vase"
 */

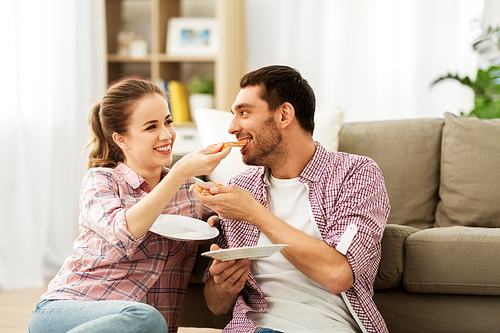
xmin=189 ymin=94 xmax=214 ymax=120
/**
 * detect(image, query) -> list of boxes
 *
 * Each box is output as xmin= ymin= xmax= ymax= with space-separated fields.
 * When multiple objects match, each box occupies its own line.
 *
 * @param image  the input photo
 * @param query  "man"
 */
xmin=193 ymin=65 xmax=390 ymax=333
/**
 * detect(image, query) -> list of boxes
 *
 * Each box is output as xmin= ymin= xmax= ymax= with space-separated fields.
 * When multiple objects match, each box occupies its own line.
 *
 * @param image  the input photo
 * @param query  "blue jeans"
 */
xmin=28 ymin=299 xmax=167 ymax=333
xmin=256 ymin=329 xmax=283 ymax=333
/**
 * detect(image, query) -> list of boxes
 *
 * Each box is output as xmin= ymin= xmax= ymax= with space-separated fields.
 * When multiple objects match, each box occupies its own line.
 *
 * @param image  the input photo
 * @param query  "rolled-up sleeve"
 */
xmin=322 ymin=158 xmax=390 ymax=283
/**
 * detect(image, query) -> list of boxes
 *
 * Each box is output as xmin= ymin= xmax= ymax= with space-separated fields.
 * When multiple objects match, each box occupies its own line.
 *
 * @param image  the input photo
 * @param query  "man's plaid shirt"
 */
xmin=204 ymin=143 xmax=390 ymax=333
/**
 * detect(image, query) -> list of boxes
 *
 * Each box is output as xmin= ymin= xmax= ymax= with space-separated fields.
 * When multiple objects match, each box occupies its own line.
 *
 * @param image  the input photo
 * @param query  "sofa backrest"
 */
xmin=338 ymin=118 xmax=444 ymax=229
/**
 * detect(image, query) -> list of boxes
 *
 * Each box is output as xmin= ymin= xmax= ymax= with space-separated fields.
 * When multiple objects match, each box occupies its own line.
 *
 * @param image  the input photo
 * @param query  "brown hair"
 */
xmin=240 ymin=65 xmax=316 ymax=135
xmin=86 ymin=78 xmax=166 ymax=169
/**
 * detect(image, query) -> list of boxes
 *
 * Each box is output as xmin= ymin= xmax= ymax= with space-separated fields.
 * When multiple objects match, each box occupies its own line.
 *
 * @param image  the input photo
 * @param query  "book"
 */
xmin=156 ymin=78 xmax=171 ymax=114
xmin=167 ymin=80 xmax=191 ymax=122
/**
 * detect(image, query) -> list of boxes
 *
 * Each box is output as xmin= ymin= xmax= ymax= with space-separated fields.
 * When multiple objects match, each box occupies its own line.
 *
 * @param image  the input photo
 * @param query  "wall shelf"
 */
xmin=105 ymin=0 xmax=246 ymax=113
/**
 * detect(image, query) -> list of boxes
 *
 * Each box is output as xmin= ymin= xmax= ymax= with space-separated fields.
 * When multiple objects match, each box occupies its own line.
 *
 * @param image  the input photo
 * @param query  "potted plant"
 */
xmin=188 ymin=76 xmax=215 ymax=120
xmin=432 ymin=25 xmax=500 ymax=119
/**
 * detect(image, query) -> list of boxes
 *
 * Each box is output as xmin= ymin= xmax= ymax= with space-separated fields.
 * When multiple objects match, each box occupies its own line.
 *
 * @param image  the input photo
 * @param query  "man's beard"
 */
xmin=243 ymin=115 xmax=284 ymax=167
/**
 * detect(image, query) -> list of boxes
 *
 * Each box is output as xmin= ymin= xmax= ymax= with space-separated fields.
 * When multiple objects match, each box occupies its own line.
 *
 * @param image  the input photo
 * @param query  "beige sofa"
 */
xmin=179 ymin=112 xmax=500 ymax=332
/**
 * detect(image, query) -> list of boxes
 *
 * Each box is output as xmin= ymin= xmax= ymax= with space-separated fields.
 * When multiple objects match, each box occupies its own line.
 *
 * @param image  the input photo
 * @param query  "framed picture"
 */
xmin=167 ymin=18 xmax=218 ymax=56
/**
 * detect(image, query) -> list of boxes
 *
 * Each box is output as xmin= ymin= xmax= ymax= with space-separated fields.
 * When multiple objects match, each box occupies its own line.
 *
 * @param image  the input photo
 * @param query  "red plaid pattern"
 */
xmin=205 ymin=143 xmax=390 ymax=333
xmin=42 ymin=162 xmax=213 ymax=333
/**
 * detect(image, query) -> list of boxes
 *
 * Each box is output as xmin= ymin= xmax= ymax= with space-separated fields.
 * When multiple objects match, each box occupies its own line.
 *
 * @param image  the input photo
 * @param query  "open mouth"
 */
xmin=154 ymin=144 xmax=171 ymax=153
xmin=239 ymin=138 xmax=251 ymax=152
xmin=236 ymin=138 xmax=251 ymax=148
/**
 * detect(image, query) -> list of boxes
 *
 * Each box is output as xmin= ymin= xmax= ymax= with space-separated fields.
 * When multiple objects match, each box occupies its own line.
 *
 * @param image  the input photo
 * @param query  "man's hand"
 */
xmin=207 ymin=215 xmax=220 ymax=228
xmin=209 ymin=244 xmax=250 ymax=294
xmin=193 ymin=185 xmax=263 ymax=222
xmin=204 ymin=244 xmax=250 ymax=315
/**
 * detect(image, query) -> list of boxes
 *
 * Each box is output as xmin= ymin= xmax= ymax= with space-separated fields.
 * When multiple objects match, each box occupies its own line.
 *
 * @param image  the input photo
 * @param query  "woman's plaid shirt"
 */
xmin=41 ymin=162 xmax=213 ymax=333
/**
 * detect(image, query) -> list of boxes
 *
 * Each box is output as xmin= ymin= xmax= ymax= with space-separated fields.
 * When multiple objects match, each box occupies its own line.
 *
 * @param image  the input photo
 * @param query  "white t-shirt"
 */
xmin=248 ymin=175 xmax=360 ymax=332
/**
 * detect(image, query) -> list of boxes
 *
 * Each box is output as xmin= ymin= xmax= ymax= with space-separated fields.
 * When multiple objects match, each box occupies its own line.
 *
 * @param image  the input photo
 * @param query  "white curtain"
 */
xmin=245 ymin=0 xmax=499 ymax=122
xmin=0 ymin=0 xmax=106 ymax=290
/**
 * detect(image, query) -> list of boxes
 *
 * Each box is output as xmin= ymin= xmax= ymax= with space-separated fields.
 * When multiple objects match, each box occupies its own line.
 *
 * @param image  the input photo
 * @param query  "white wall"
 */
xmin=244 ymin=0 xmax=499 ymax=122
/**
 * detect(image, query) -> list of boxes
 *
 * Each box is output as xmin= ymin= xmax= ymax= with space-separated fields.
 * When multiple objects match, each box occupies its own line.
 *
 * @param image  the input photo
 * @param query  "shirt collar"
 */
xmin=115 ymin=162 xmax=168 ymax=190
xmin=260 ymin=141 xmax=329 ymax=185
xmin=299 ymin=141 xmax=330 ymax=183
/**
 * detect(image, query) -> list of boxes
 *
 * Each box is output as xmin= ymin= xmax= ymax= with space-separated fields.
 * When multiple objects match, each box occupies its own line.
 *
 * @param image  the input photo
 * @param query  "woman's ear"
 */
xmin=112 ymin=132 xmax=127 ymax=150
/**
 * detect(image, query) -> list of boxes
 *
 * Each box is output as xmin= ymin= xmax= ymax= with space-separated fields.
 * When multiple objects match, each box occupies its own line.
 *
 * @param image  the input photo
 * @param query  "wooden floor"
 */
xmin=0 ymin=286 xmax=221 ymax=333
xmin=0 ymin=286 xmax=44 ymax=333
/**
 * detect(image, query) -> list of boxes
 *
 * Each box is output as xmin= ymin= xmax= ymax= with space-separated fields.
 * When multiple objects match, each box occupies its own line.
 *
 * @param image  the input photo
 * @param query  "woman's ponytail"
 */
xmin=86 ymin=102 xmax=120 ymax=169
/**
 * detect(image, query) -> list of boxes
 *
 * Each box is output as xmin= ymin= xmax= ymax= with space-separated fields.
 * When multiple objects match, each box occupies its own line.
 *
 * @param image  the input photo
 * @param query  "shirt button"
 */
xmin=150 ymin=303 xmax=155 ymax=307
xmin=160 ymin=252 xmax=165 ymax=256
xmin=253 ymin=229 xmax=259 ymax=234
xmin=151 ymin=274 xmax=157 ymax=279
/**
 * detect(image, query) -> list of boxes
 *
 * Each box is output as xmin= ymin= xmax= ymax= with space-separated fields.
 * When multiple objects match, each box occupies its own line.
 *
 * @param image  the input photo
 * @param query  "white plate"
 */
xmin=201 ymin=244 xmax=289 ymax=261
xmin=150 ymin=214 xmax=219 ymax=241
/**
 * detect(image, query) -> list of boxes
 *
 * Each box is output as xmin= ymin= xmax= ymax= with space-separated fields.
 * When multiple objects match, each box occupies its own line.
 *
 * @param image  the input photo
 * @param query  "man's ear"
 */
xmin=112 ymin=132 xmax=127 ymax=150
xmin=278 ymin=102 xmax=295 ymax=129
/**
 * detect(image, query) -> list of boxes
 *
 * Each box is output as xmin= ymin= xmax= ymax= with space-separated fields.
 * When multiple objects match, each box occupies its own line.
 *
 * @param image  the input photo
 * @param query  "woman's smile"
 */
xmin=154 ymin=144 xmax=172 ymax=154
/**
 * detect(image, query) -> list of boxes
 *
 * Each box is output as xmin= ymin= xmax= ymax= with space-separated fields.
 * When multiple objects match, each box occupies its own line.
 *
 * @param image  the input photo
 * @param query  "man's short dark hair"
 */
xmin=240 ymin=65 xmax=316 ymax=135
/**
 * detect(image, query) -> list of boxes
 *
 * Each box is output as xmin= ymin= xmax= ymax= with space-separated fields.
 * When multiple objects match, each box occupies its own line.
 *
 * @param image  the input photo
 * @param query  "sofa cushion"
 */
xmin=338 ymin=119 xmax=443 ymax=229
xmin=195 ymin=107 xmax=344 ymax=184
xmin=375 ymin=224 xmax=419 ymax=290
xmin=435 ymin=112 xmax=500 ymax=228
xmin=403 ymin=226 xmax=500 ymax=295
xmin=374 ymin=288 xmax=500 ymax=333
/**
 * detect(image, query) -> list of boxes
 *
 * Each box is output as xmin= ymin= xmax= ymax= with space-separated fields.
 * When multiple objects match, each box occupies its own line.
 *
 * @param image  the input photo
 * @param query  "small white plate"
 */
xmin=201 ymin=244 xmax=289 ymax=261
xmin=150 ymin=214 xmax=219 ymax=241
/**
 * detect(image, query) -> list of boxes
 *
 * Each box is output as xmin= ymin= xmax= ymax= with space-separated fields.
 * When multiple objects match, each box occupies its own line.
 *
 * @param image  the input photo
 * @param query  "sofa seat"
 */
xmin=404 ymin=226 xmax=500 ymax=295
xmin=372 ymin=224 xmax=500 ymax=332
xmin=373 ymin=288 xmax=500 ymax=333
xmin=375 ymin=225 xmax=500 ymax=296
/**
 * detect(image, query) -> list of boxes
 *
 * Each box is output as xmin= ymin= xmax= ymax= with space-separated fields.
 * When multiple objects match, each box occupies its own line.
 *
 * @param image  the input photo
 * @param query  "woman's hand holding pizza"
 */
xmin=170 ymin=143 xmax=230 ymax=179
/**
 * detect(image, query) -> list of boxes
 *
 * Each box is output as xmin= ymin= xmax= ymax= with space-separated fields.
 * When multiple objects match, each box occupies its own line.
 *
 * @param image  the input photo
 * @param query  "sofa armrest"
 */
xmin=375 ymin=224 xmax=420 ymax=290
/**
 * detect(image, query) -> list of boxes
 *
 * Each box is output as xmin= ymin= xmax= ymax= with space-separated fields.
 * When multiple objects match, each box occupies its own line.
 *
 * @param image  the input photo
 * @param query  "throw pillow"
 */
xmin=195 ymin=107 xmax=344 ymax=184
xmin=338 ymin=118 xmax=444 ymax=229
xmin=313 ymin=107 xmax=344 ymax=152
xmin=435 ymin=112 xmax=500 ymax=228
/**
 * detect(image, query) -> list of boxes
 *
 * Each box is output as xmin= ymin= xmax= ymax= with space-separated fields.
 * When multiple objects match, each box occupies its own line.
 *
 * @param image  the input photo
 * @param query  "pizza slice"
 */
xmin=207 ymin=139 xmax=250 ymax=152
xmin=189 ymin=181 xmax=224 ymax=196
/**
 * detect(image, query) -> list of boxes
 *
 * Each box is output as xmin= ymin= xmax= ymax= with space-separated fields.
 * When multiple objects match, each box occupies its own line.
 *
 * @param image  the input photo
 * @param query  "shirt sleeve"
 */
xmin=80 ymin=169 xmax=143 ymax=257
xmin=322 ymin=158 xmax=390 ymax=283
xmin=188 ymin=177 xmax=217 ymax=221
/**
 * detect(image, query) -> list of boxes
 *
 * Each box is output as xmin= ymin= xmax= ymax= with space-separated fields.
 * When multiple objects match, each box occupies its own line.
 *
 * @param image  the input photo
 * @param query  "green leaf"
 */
xmin=188 ymin=76 xmax=215 ymax=95
xmin=431 ymin=25 xmax=500 ymax=118
xmin=431 ymin=73 xmax=484 ymax=97
xmin=470 ymin=100 xmax=500 ymax=119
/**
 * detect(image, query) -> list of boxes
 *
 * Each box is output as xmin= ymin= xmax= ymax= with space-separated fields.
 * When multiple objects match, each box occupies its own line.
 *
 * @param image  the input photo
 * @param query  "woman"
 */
xmin=28 ymin=79 xmax=230 ymax=333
